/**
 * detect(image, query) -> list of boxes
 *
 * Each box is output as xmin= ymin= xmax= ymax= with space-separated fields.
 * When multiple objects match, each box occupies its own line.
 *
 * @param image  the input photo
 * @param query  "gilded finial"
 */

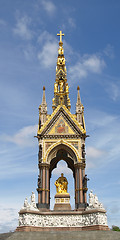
xmin=57 ymin=30 xmax=64 ymax=43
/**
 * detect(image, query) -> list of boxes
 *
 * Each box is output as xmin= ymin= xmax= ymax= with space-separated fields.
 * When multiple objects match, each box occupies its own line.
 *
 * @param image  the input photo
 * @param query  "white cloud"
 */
xmin=0 ymin=148 xmax=37 ymax=180
xmin=13 ymin=15 xmax=33 ymax=40
xmin=38 ymin=41 xmax=58 ymax=68
xmin=69 ymin=54 xmax=105 ymax=82
xmin=23 ymin=44 xmax=36 ymax=60
xmin=85 ymin=109 xmax=120 ymax=169
xmin=110 ymin=201 xmax=120 ymax=214
xmin=103 ymin=44 xmax=114 ymax=59
xmin=86 ymin=146 xmax=106 ymax=169
xmin=38 ymin=30 xmax=54 ymax=43
xmin=86 ymin=110 xmax=117 ymax=129
xmin=0 ymin=205 xmax=18 ymax=233
xmin=83 ymin=55 xmax=105 ymax=73
xmin=41 ymin=0 xmax=56 ymax=15
xmin=0 ymin=200 xmax=25 ymax=233
xmin=68 ymin=18 xmax=76 ymax=28
xmin=87 ymin=146 xmax=105 ymax=158
xmin=1 ymin=125 xmax=38 ymax=147
xmin=106 ymin=82 xmax=120 ymax=101
xmin=69 ymin=62 xmax=87 ymax=80
xmin=38 ymin=31 xmax=58 ymax=68
xmin=0 ymin=159 xmax=37 ymax=179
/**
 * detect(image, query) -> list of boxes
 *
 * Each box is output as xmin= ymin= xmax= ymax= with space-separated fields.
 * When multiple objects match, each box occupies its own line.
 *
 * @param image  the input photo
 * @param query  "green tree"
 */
xmin=112 ymin=226 xmax=120 ymax=231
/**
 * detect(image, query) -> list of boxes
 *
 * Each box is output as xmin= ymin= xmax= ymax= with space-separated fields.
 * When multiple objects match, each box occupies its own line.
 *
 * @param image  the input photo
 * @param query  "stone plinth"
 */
xmin=16 ymin=208 xmax=109 ymax=232
xmin=54 ymin=193 xmax=71 ymax=211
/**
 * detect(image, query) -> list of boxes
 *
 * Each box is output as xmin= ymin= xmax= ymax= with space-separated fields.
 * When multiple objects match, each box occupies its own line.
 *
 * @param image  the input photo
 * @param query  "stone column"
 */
xmin=42 ymin=166 xmax=46 ymax=204
xmin=37 ymin=163 xmax=50 ymax=210
xmin=79 ymin=168 xmax=83 ymax=204
xmin=75 ymin=168 xmax=78 ymax=208
xmin=74 ymin=163 xmax=86 ymax=209
xmin=37 ymin=168 xmax=42 ymax=205
xmin=46 ymin=166 xmax=50 ymax=204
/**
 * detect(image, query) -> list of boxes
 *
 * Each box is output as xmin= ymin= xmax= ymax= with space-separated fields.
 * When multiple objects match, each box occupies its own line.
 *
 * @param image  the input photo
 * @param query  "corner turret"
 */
xmin=76 ymin=86 xmax=85 ymax=129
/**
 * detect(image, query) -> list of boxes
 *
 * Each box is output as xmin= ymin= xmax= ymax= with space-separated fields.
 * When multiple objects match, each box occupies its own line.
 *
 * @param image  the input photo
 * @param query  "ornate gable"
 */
xmin=37 ymin=105 xmax=86 ymax=137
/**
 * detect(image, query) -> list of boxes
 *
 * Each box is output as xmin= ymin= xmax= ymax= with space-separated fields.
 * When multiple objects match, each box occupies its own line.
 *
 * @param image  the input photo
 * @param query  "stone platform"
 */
xmin=16 ymin=208 xmax=109 ymax=232
xmin=2 ymin=231 xmax=120 ymax=240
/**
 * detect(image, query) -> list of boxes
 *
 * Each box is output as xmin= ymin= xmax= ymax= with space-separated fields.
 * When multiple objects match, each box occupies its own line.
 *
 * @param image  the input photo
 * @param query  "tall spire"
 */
xmin=52 ymin=31 xmax=71 ymax=111
xmin=76 ymin=86 xmax=81 ymax=106
xmin=38 ymin=86 xmax=47 ymax=128
xmin=42 ymin=86 xmax=46 ymax=105
xmin=76 ymin=86 xmax=84 ymax=126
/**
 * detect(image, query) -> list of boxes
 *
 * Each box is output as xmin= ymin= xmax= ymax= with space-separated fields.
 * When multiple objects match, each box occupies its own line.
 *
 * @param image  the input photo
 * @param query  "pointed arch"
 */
xmin=45 ymin=139 xmax=80 ymax=163
xmin=44 ymin=140 xmax=81 ymax=177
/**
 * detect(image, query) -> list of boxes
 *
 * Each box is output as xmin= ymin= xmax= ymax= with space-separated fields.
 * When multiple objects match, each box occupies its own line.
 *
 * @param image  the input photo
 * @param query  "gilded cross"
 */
xmin=57 ymin=31 xmax=64 ymax=42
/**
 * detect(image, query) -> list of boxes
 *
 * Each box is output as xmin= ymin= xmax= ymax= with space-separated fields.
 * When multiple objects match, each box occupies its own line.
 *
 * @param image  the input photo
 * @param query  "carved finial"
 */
xmin=43 ymin=86 xmax=45 ymax=91
xmin=77 ymin=86 xmax=80 ymax=91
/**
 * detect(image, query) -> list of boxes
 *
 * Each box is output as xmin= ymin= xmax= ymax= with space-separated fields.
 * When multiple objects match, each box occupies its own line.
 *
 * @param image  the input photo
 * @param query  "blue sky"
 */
xmin=0 ymin=0 xmax=120 ymax=233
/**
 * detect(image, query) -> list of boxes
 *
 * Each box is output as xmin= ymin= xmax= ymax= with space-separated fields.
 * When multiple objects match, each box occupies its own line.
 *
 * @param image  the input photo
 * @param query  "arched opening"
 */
xmin=37 ymin=142 xmax=86 ymax=210
xmin=47 ymin=144 xmax=77 ymax=210
xmin=50 ymin=160 xmax=74 ymax=210
xmin=47 ymin=143 xmax=77 ymax=174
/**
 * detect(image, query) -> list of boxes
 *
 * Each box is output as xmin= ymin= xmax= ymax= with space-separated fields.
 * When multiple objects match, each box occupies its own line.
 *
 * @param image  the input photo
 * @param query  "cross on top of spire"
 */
xmin=57 ymin=30 xmax=64 ymax=43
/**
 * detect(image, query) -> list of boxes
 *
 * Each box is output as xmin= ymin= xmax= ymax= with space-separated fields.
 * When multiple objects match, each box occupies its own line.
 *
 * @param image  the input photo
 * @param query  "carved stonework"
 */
xmin=70 ymin=141 xmax=78 ymax=150
xmin=21 ymin=192 xmax=39 ymax=212
xmin=45 ymin=142 xmax=55 ymax=152
xmin=87 ymin=191 xmax=105 ymax=210
xmin=38 ymin=145 xmax=42 ymax=163
xmin=38 ymin=175 xmax=42 ymax=188
xmin=19 ymin=211 xmax=108 ymax=228
xmin=83 ymin=175 xmax=89 ymax=189
xmin=82 ymin=144 xmax=86 ymax=158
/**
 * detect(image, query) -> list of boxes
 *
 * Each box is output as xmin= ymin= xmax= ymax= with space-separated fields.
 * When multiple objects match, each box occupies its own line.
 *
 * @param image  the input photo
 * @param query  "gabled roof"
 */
xmin=37 ymin=104 xmax=86 ymax=136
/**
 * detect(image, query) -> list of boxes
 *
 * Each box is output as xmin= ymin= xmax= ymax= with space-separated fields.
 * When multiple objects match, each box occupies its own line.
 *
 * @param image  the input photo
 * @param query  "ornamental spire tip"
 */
xmin=57 ymin=30 xmax=64 ymax=45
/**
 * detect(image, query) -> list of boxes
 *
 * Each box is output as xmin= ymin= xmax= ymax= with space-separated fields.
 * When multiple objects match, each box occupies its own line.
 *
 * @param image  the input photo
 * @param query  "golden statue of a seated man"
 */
xmin=55 ymin=173 xmax=68 ymax=194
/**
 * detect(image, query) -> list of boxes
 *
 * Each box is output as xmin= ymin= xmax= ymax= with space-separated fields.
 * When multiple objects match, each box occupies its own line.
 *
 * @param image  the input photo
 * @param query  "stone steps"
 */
xmin=2 ymin=230 xmax=120 ymax=240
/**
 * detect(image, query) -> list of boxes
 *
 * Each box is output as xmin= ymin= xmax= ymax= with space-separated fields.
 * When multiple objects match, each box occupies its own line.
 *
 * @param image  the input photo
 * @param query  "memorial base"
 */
xmin=54 ymin=193 xmax=71 ymax=211
xmin=16 ymin=208 xmax=109 ymax=231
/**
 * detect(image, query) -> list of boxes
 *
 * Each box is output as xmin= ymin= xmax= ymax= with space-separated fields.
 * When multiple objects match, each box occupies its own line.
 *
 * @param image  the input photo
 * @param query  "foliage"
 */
xmin=112 ymin=226 xmax=120 ymax=231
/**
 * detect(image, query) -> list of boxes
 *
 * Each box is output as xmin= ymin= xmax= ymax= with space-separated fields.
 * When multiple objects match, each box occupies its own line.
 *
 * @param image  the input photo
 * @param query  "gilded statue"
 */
xmin=54 ymin=83 xmax=58 ymax=93
xmin=55 ymin=173 xmax=68 ymax=194
xmin=59 ymin=81 xmax=64 ymax=92
xmin=65 ymin=83 xmax=69 ymax=93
